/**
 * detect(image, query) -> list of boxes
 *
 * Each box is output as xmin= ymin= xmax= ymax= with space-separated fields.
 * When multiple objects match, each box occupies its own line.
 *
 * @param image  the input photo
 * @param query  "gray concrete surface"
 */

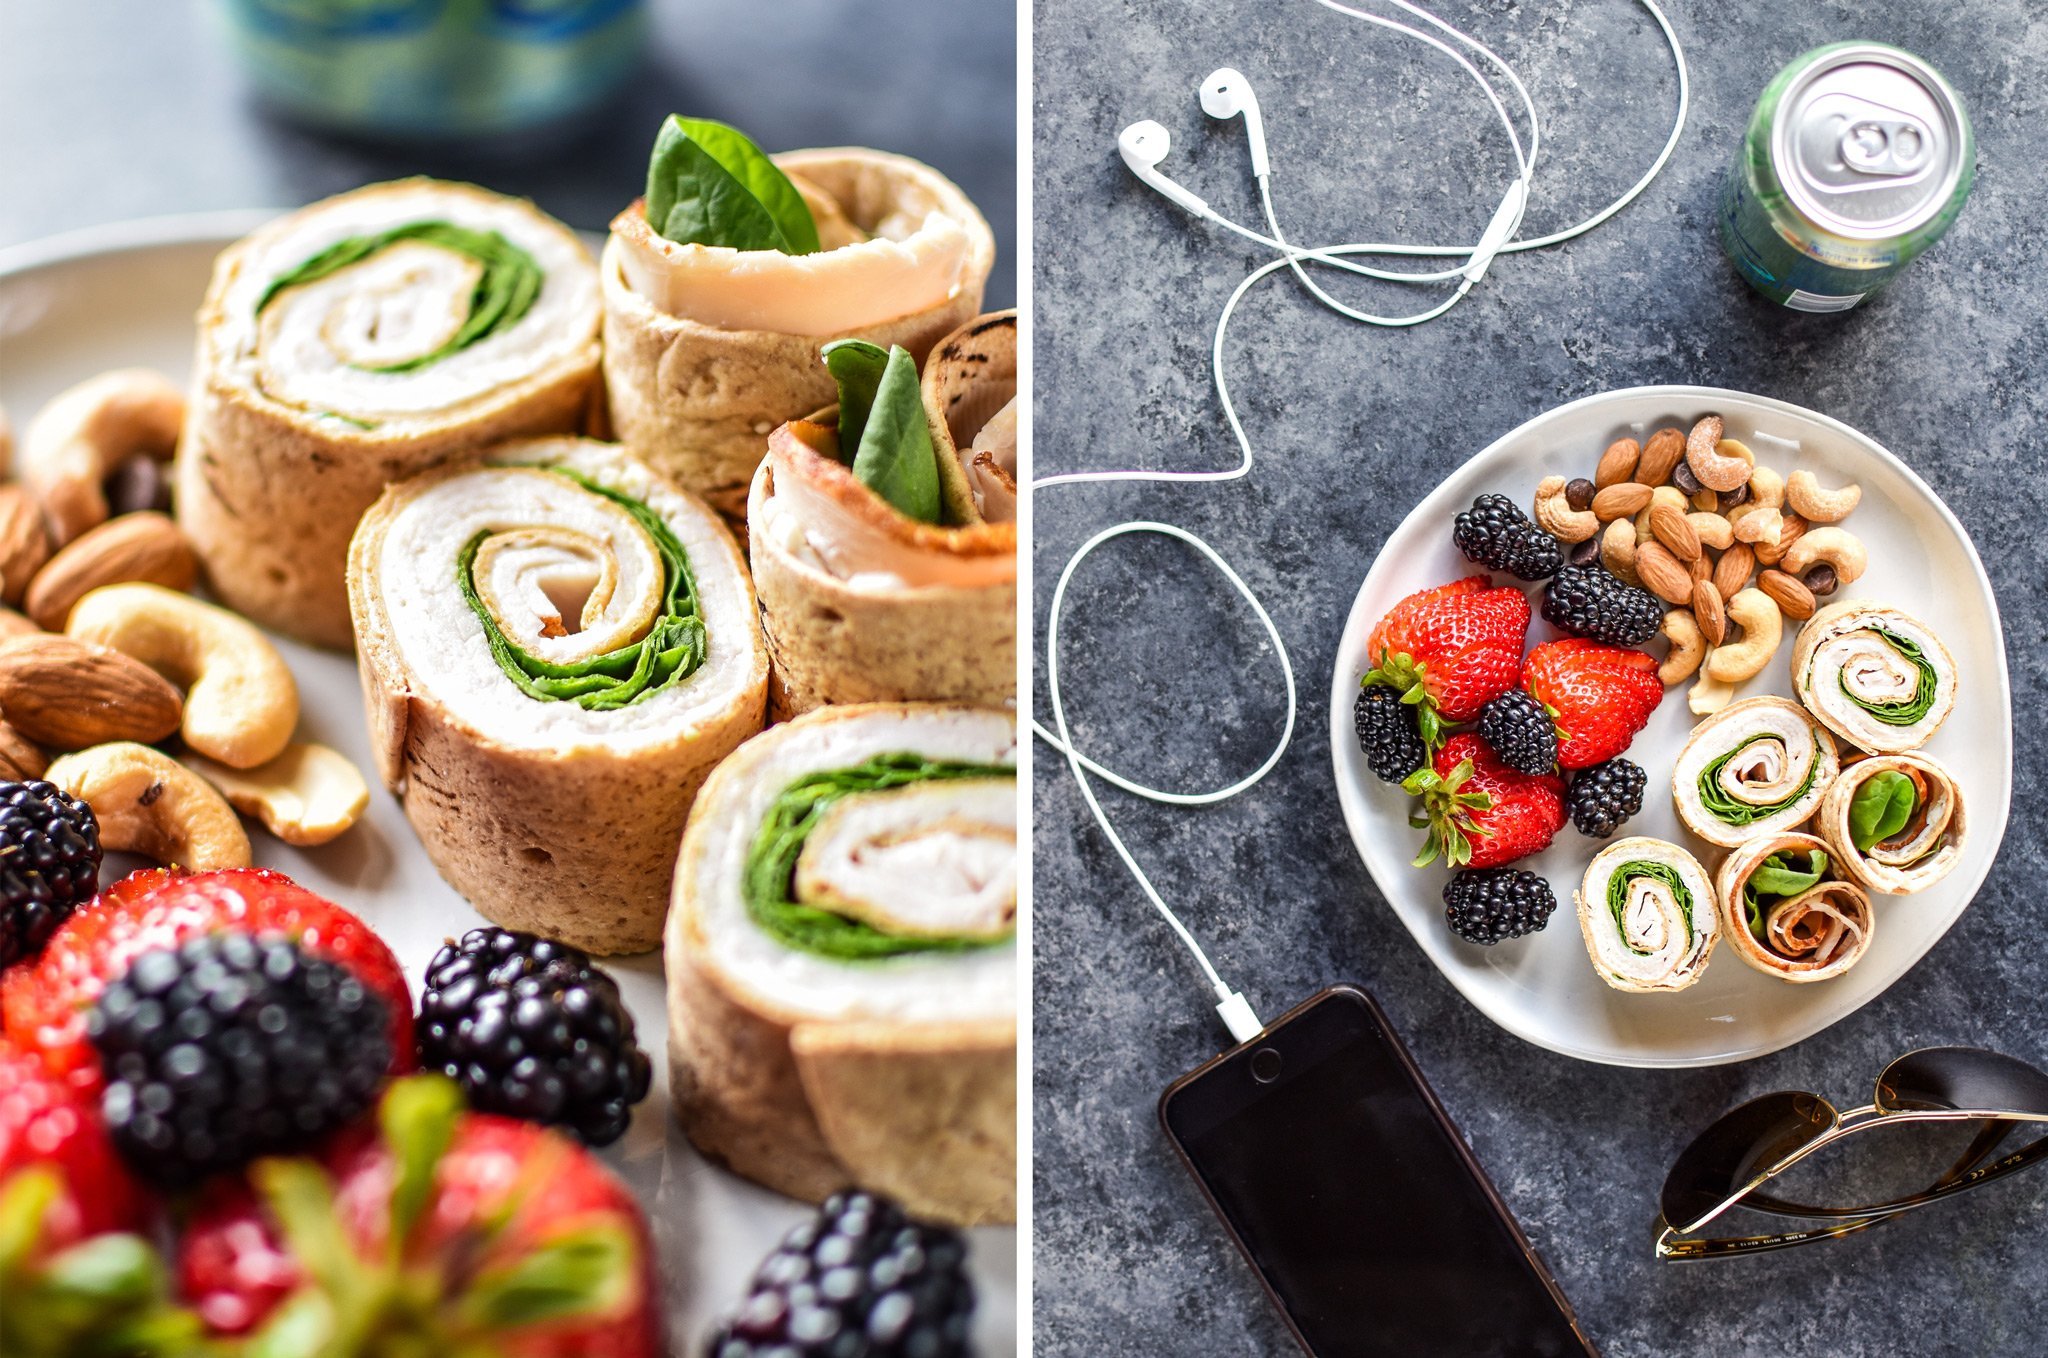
xmin=0 ymin=0 xmax=1014 ymax=306
xmin=1030 ymin=2 xmax=2048 ymax=1354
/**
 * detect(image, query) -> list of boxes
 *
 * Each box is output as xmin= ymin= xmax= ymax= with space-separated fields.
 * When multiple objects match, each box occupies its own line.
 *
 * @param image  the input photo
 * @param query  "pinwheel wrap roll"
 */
xmin=1716 ymin=831 xmax=1874 ymax=983
xmin=749 ymin=313 xmax=1017 ymax=718
xmin=666 ymin=704 xmax=1017 ymax=1226
xmin=602 ymin=149 xmax=995 ymax=517
xmin=1818 ymin=753 xmax=1966 ymax=895
xmin=349 ymin=437 xmax=767 ymax=954
xmin=1792 ymin=600 xmax=1958 ymax=754
xmin=1672 ymin=696 xmax=1839 ymax=848
xmin=1575 ymin=837 xmax=1719 ymax=993
xmin=179 ymin=179 xmax=603 ymax=648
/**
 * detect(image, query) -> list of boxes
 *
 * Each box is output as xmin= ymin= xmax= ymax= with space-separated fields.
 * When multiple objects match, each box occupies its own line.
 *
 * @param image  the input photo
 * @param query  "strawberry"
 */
xmin=1 ymin=867 xmax=412 ymax=1093
xmin=1364 ymin=575 xmax=1531 ymax=744
xmin=1406 ymin=733 xmax=1565 ymax=869
xmin=1 ymin=1039 xmax=204 ymax=1355
xmin=177 ymin=1076 xmax=661 ymax=1357
xmin=1520 ymin=638 xmax=1663 ymax=770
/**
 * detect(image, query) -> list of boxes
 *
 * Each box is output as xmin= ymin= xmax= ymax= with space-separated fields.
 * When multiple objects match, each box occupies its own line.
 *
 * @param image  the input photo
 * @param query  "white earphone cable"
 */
xmin=1037 ymin=0 xmax=1689 ymax=1041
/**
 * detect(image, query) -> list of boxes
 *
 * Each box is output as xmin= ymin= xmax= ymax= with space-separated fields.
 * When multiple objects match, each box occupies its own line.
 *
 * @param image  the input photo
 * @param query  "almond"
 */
xmin=1648 ymin=504 xmax=1701 ymax=562
xmin=0 ymin=634 xmax=181 ymax=750
xmin=1594 ymin=438 xmax=1642 ymax=489
xmin=1713 ymin=542 xmax=1756 ymax=600
xmin=1758 ymin=568 xmax=1817 ymax=621
xmin=0 ymin=486 xmax=50 ymax=607
xmin=0 ymin=608 xmax=41 ymax=641
xmin=1692 ymin=579 xmax=1727 ymax=646
xmin=1637 ymin=428 xmax=1686 ymax=486
xmin=0 ymin=719 xmax=45 ymax=781
xmin=1756 ymin=512 xmax=1806 ymax=567
xmin=1591 ymin=482 xmax=1653 ymax=521
xmin=1634 ymin=539 xmax=1693 ymax=605
xmin=23 ymin=512 xmax=197 ymax=632
xmin=1689 ymin=553 xmax=1713 ymax=584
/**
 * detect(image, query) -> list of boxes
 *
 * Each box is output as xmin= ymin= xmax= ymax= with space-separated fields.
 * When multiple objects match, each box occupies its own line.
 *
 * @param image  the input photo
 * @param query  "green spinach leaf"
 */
xmin=1848 ymin=770 xmax=1918 ymax=851
xmin=1839 ymin=628 xmax=1940 ymax=727
xmin=258 ymin=221 xmax=544 ymax=373
xmin=1742 ymin=850 xmax=1828 ymax=939
xmin=1698 ymin=733 xmax=1824 ymax=826
xmin=1604 ymin=861 xmax=1693 ymax=956
xmin=644 ymin=116 xmax=820 ymax=255
xmin=821 ymin=340 xmax=941 ymax=523
xmin=458 ymin=467 xmax=707 ymax=710
xmin=743 ymin=754 xmax=1016 ymax=961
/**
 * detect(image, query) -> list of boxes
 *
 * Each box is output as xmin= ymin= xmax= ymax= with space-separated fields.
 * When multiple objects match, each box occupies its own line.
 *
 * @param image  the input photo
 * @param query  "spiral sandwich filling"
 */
xmin=1819 ymin=753 xmax=1966 ymax=895
xmin=1673 ymin=697 xmax=1839 ymax=847
xmin=1576 ymin=838 xmax=1719 ymax=993
xmin=1793 ymin=602 xmax=1958 ymax=754
xmin=1716 ymin=832 xmax=1874 ymax=983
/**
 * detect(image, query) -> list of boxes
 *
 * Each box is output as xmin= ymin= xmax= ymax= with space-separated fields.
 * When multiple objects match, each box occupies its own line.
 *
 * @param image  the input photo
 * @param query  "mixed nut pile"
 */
xmin=0 ymin=369 xmax=369 ymax=862
xmin=1530 ymin=414 xmax=1867 ymax=715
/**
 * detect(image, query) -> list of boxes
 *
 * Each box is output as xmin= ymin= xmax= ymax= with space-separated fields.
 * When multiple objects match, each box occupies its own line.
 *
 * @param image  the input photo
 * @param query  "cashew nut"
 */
xmin=1686 ymin=512 xmax=1734 ymax=552
xmin=0 ymin=403 xmax=12 ymax=480
xmin=1781 ymin=526 xmax=1868 ymax=586
xmin=1746 ymin=465 xmax=1786 ymax=513
xmin=20 ymin=369 xmax=184 ymax=546
xmin=1533 ymin=476 xmax=1598 ymax=543
xmin=1731 ymin=504 xmax=1784 ymax=547
xmin=1754 ymin=513 xmax=1805 ymax=567
xmin=1658 ymin=609 xmax=1705 ymax=686
xmin=66 ymin=582 xmax=298 ymax=768
xmin=1600 ymin=517 xmax=1641 ymax=586
xmin=184 ymin=743 xmax=368 ymax=847
xmin=1704 ymin=588 xmax=1784 ymax=684
xmin=45 ymin=742 xmax=251 ymax=870
xmin=1785 ymin=470 xmax=1861 ymax=524
xmin=1686 ymin=419 xmax=1754 ymax=493
xmin=1689 ymin=665 xmax=1736 ymax=716
xmin=1635 ymin=485 xmax=1689 ymax=543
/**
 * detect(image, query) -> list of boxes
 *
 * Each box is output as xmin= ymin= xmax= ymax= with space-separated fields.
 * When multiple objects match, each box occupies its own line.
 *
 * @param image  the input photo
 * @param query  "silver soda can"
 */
xmin=1718 ymin=42 xmax=1974 ymax=313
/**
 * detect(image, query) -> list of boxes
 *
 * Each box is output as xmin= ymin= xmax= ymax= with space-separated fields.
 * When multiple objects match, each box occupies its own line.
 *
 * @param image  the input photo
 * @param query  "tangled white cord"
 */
xmin=1034 ymin=0 xmax=1690 ymax=1041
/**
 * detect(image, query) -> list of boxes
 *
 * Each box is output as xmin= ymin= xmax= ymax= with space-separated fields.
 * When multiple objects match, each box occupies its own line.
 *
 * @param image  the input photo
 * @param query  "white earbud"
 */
xmin=1199 ymin=67 xmax=1269 ymax=178
xmin=1118 ymin=119 xmax=1211 ymax=217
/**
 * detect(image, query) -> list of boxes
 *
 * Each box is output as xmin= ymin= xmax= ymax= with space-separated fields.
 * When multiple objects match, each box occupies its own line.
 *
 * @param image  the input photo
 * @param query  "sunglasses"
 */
xmin=1656 ymin=1047 xmax=2048 ymax=1260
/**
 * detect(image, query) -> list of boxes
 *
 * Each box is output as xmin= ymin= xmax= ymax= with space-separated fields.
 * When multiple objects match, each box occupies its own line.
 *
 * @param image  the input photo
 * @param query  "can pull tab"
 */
xmin=1840 ymin=116 xmax=1931 ymax=177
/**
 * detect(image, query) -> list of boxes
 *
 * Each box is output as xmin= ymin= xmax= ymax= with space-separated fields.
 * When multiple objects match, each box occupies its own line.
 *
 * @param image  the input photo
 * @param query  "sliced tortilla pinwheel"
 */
xmin=1792 ymin=600 xmax=1958 ymax=754
xmin=1818 ymin=752 xmax=1966 ymax=895
xmin=602 ymin=144 xmax=995 ymax=516
xmin=1716 ymin=831 xmax=1874 ymax=983
xmin=750 ymin=312 xmax=1017 ymax=718
xmin=1672 ymin=696 xmax=1840 ymax=848
xmin=348 ymin=437 xmax=767 ymax=954
xmin=178 ymin=179 xmax=602 ymax=647
xmin=1576 ymin=837 xmax=1719 ymax=993
xmin=666 ymin=703 xmax=1016 ymax=1226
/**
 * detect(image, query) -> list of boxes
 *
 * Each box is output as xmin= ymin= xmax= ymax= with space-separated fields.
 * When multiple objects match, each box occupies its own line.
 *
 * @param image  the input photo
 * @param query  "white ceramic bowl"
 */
xmin=1328 ymin=386 xmax=2011 ymax=1068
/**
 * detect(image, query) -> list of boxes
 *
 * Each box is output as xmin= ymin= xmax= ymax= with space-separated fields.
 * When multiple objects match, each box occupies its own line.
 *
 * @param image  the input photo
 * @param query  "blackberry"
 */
xmin=1354 ymin=684 xmax=1426 ymax=783
xmin=1567 ymin=758 xmax=1648 ymax=839
xmin=1452 ymin=493 xmax=1563 ymax=580
xmin=706 ymin=1191 xmax=974 ymax=1358
xmin=1443 ymin=869 xmax=1557 ymax=944
xmin=417 ymin=927 xmax=651 ymax=1147
xmin=1540 ymin=564 xmax=1664 ymax=645
xmin=1476 ymin=690 xmax=1557 ymax=775
xmin=0 ymin=780 xmax=102 ymax=970
xmin=87 ymin=931 xmax=390 ymax=1188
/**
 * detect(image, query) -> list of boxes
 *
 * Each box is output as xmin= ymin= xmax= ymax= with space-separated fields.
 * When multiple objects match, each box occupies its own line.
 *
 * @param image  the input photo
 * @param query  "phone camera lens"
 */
xmin=1251 ymin=1048 xmax=1283 ymax=1083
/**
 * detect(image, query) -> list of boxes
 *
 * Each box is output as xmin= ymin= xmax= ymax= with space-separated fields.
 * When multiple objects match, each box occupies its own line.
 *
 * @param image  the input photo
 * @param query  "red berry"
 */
xmin=0 ymin=1038 xmax=148 ymax=1252
xmin=1 ymin=868 xmax=412 ymax=1093
xmin=1521 ymin=639 xmax=1663 ymax=770
xmin=1365 ymin=575 xmax=1532 ymax=737
xmin=1409 ymin=734 xmax=1565 ymax=869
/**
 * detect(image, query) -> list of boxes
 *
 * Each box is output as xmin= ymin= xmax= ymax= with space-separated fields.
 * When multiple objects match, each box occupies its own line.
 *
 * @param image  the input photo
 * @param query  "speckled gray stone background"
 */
xmin=1030 ymin=2 xmax=2046 ymax=1354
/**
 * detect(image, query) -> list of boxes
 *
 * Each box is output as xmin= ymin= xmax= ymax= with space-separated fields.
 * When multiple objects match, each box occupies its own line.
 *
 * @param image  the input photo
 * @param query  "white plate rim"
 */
xmin=1326 ymin=384 xmax=2014 ymax=1070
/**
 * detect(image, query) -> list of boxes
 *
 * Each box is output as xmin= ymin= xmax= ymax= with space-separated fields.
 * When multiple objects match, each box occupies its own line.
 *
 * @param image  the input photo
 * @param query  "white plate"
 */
xmin=1328 ymin=386 xmax=2012 ymax=1069
xmin=0 ymin=218 xmax=1016 ymax=1348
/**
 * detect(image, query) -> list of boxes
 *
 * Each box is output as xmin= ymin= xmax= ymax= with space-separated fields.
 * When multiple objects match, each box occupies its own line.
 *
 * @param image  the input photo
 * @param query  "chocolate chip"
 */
xmin=1564 ymin=478 xmax=1596 ymax=512
xmin=1802 ymin=564 xmax=1838 ymax=596
xmin=1671 ymin=461 xmax=1702 ymax=495
xmin=103 ymin=456 xmax=173 ymax=518
xmin=1567 ymin=536 xmax=1602 ymax=568
xmin=1718 ymin=483 xmax=1751 ymax=512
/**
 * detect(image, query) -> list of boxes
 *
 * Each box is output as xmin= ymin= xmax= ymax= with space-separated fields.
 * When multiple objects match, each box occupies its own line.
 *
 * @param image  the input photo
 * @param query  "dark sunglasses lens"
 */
xmin=1878 ymin=1048 xmax=2048 ymax=1117
xmin=1662 ymin=1091 xmax=1835 ymax=1232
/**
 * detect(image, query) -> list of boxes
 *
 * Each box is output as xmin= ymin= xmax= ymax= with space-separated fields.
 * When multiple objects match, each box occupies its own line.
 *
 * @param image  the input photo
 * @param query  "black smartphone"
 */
xmin=1159 ymin=985 xmax=1598 ymax=1358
